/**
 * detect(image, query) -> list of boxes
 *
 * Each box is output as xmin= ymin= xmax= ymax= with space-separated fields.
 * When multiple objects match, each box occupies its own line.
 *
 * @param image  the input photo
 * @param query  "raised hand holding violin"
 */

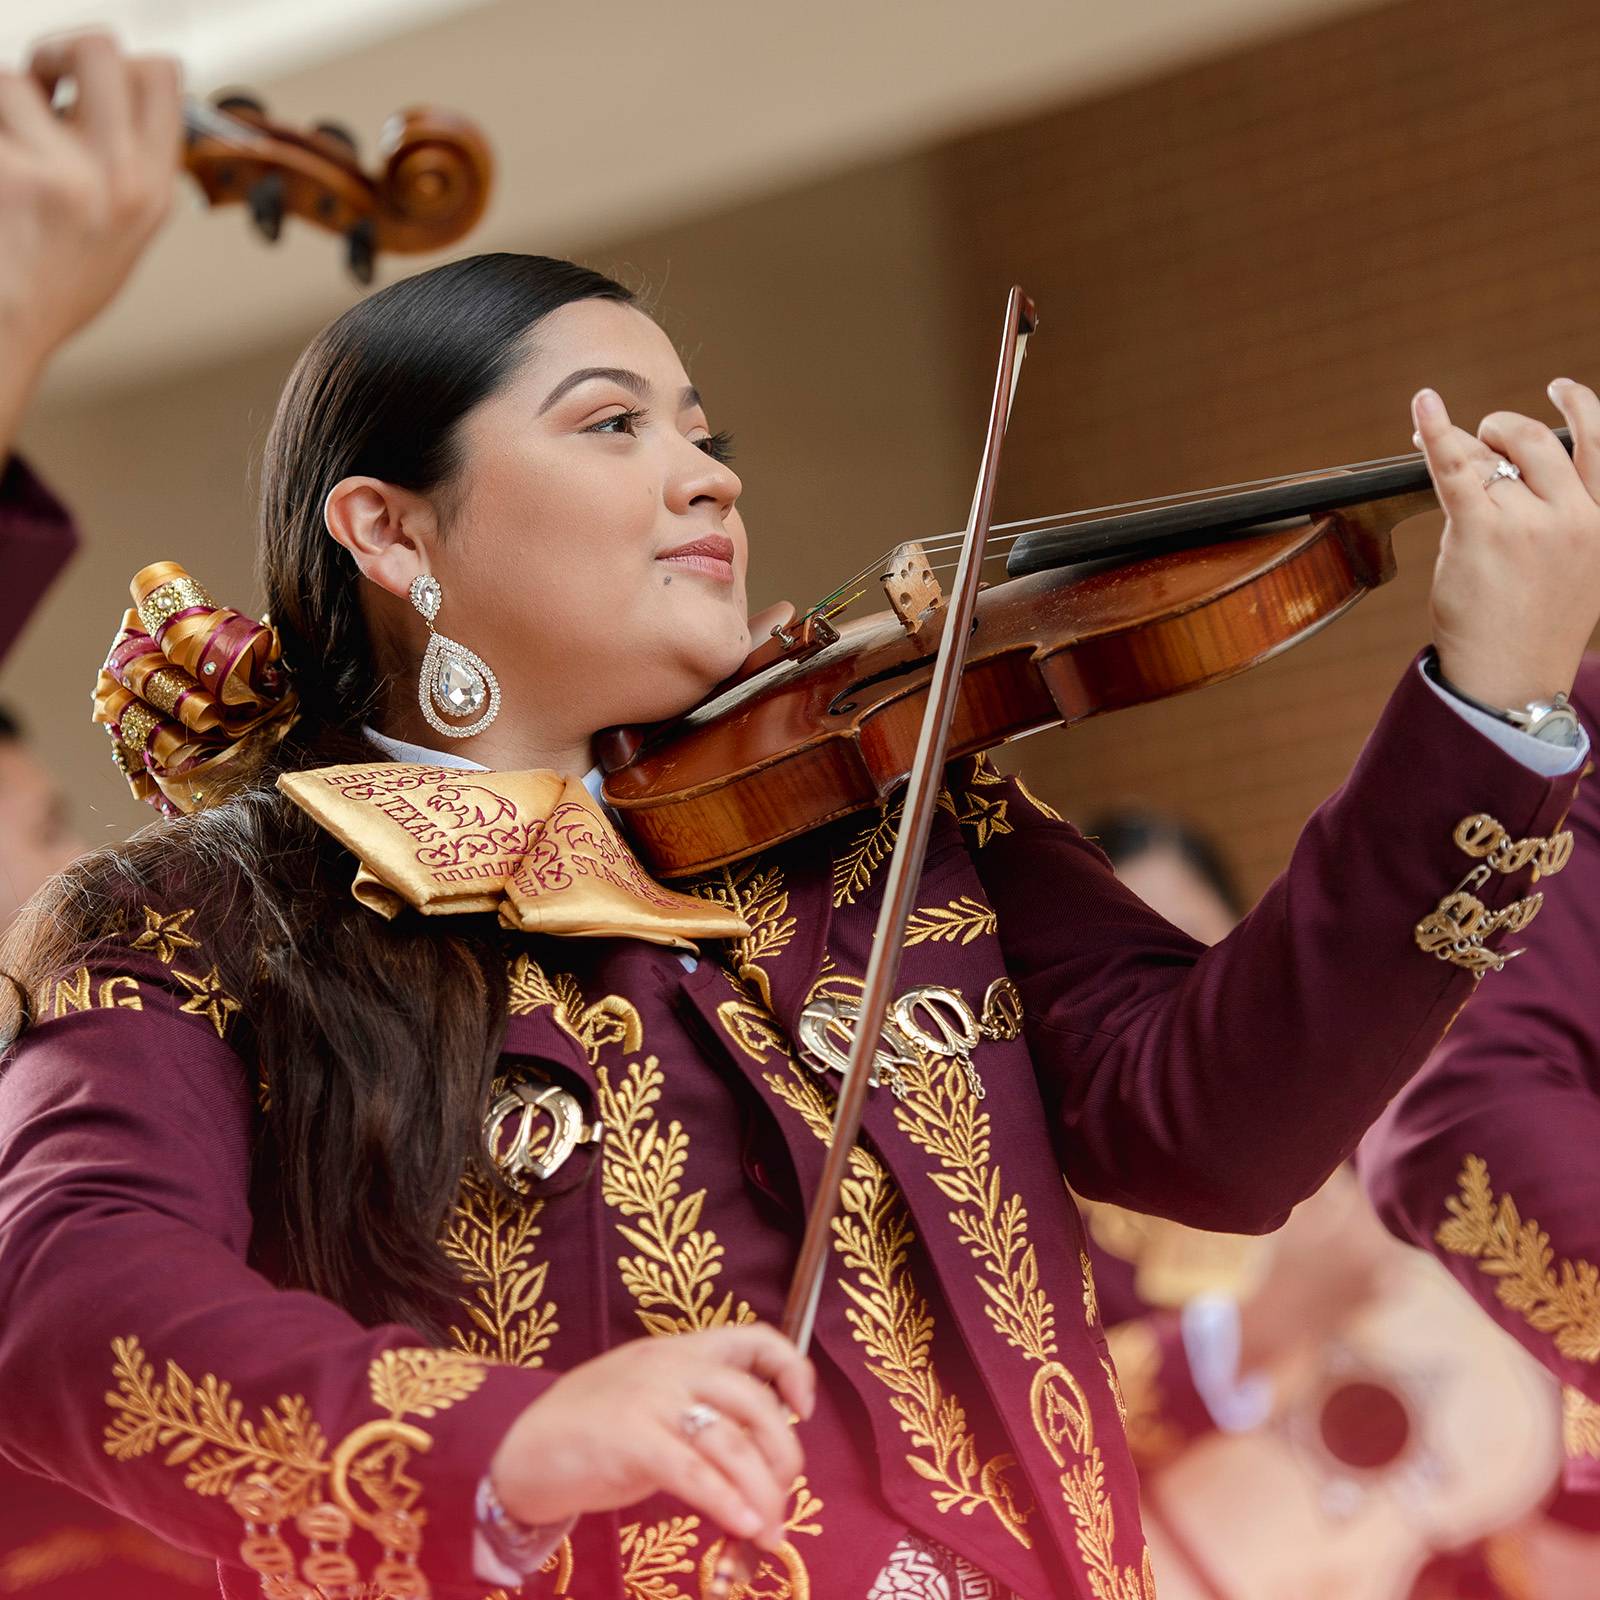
xmin=1416 ymin=380 xmax=1600 ymax=709
xmin=0 ymin=33 xmax=179 ymax=441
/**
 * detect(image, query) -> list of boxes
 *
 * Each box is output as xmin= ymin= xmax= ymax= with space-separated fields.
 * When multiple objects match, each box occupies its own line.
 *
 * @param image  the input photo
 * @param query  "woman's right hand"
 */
xmin=489 ymin=1324 xmax=815 ymax=1552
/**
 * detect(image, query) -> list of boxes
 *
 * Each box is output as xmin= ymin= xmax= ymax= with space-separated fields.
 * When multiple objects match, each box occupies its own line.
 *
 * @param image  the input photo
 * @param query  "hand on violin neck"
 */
xmin=1416 ymin=382 xmax=1600 ymax=708
xmin=0 ymin=35 xmax=180 ymax=450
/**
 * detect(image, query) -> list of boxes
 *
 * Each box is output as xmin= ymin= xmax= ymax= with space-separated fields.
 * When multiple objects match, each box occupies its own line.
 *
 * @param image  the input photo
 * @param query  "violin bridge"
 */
xmin=881 ymin=542 xmax=944 ymax=637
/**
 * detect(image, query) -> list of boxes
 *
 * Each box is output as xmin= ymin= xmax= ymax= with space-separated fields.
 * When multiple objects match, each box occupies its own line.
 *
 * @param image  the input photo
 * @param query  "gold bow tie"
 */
xmin=278 ymin=763 xmax=748 ymax=951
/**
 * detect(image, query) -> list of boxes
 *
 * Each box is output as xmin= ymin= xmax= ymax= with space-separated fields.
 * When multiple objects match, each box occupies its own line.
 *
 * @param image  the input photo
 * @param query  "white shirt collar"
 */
xmin=360 ymin=725 xmax=608 ymax=807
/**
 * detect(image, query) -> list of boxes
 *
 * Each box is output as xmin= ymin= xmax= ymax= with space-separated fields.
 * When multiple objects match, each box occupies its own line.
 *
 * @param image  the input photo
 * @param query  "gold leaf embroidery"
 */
xmin=1014 ymin=775 xmax=1063 ymax=822
xmin=171 ymin=966 xmax=240 ymax=1039
xmin=1436 ymin=1155 xmax=1600 ymax=1362
xmin=129 ymin=905 xmax=200 ymax=964
xmin=597 ymin=1056 xmax=753 ymax=1335
xmin=892 ymin=1051 xmax=1055 ymax=1362
xmin=1060 ymin=1450 xmax=1157 ymax=1600
xmin=507 ymin=953 xmax=643 ymax=1063
xmin=832 ymin=803 xmax=902 ymax=908
xmin=103 ymin=1335 xmax=329 ymax=1513
xmin=620 ymin=1513 xmax=700 ymax=1600
xmin=367 ymin=1347 xmax=488 ymax=1419
xmin=891 ymin=1017 xmax=1157 ymax=1587
xmin=1563 ymin=1385 xmax=1600 ymax=1459
xmin=691 ymin=863 xmax=796 ymax=1003
xmin=762 ymin=1050 xmax=1030 ymax=1547
xmin=441 ymin=1164 xmax=559 ymax=1367
xmin=1081 ymin=1249 xmax=1100 ymax=1327
xmin=904 ymin=895 xmax=998 ymax=947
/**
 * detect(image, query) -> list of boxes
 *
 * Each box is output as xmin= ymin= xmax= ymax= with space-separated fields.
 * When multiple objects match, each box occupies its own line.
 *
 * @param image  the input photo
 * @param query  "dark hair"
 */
xmin=4 ymin=254 xmax=635 ymax=1332
xmin=0 ymin=704 xmax=18 ymax=742
xmin=1086 ymin=807 xmax=1245 ymax=919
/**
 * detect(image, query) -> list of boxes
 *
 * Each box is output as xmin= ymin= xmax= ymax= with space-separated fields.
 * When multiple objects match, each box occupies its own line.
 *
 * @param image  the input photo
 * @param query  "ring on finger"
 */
xmin=1482 ymin=456 xmax=1522 ymax=491
xmin=681 ymin=1402 xmax=722 ymax=1438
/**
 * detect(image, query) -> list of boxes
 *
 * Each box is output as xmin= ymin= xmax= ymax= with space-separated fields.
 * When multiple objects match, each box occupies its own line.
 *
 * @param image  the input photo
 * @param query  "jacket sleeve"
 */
xmin=967 ymin=654 xmax=1584 ymax=1234
xmin=1359 ymin=660 xmax=1600 ymax=1496
xmin=0 ymin=456 xmax=78 ymax=669
xmin=0 ymin=917 xmax=557 ymax=1595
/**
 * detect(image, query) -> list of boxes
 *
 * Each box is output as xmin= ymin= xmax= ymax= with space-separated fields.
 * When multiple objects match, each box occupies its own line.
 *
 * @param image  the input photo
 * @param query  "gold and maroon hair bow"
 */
xmin=93 ymin=561 xmax=299 ymax=816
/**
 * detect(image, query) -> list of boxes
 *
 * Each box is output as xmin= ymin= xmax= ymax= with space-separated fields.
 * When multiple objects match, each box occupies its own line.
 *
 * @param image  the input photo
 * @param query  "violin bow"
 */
xmin=710 ymin=285 xmax=1038 ymax=1595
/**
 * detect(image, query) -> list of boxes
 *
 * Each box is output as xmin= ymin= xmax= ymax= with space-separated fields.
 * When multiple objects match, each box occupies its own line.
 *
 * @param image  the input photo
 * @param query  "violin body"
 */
xmin=603 ymin=488 xmax=1430 ymax=878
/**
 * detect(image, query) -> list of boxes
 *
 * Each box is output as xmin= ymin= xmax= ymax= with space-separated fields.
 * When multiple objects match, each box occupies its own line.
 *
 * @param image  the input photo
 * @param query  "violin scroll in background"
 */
xmin=182 ymin=94 xmax=493 ymax=281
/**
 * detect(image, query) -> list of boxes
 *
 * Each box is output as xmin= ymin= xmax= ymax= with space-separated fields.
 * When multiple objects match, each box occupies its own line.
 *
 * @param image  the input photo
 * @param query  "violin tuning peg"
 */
xmin=346 ymin=218 xmax=376 ymax=285
xmin=312 ymin=121 xmax=360 ymax=160
xmin=248 ymin=172 xmax=285 ymax=242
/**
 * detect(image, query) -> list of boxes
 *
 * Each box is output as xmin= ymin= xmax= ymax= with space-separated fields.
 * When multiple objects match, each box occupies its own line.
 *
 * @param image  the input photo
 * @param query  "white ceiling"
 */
xmin=31 ymin=0 xmax=1382 ymax=400
xmin=0 ymin=0 xmax=494 ymax=86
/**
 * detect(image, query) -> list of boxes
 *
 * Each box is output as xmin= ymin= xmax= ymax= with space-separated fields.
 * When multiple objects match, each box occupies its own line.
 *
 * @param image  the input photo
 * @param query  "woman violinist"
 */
xmin=3 ymin=238 xmax=1600 ymax=1600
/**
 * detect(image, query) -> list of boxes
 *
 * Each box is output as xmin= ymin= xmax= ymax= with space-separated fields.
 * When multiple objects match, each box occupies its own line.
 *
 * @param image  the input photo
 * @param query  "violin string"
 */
xmin=913 ymin=443 xmax=1428 ymax=555
xmin=183 ymin=97 xmax=277 ymax=155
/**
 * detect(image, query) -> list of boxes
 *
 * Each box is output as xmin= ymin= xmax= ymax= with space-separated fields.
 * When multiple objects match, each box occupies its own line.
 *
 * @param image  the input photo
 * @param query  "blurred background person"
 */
xmin=1088 ymin=807 xmax=1561 ymax=1600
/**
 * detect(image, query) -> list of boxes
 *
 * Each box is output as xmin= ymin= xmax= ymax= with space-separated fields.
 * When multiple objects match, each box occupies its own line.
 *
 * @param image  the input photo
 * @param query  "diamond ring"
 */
xmin=1482 ymin=456 xmax=1522 ymax=491
xmin=681 ymin=1402 xmax=722 ymax=1438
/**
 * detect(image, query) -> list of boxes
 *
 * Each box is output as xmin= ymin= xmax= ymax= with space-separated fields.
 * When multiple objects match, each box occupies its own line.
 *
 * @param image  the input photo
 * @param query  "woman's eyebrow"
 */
xmin=538 ymin=366 xmax=705 ymax=416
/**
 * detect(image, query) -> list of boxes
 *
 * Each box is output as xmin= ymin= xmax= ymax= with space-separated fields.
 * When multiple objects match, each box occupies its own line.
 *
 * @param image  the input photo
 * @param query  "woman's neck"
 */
xmin=373 ymin=696 xmax=594 ymax=778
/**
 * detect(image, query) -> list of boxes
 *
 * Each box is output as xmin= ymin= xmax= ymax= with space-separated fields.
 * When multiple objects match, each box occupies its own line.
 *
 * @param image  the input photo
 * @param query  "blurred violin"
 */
xmin=181 ymin=94 xmax=493 ymax=282
xmin=601 ymin=402 xmax=1575 ymax=880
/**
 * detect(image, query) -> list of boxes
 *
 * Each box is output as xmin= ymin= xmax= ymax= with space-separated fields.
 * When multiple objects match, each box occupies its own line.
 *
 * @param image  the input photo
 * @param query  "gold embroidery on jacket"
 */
xmin=1081 ymin=1250 xmax=1100 ymax=1327
xmin=105 ymin=1338 xmax=483 ymax=1534
xmin=1436 ymin=1155 xmax=1600 ymax=1361
xmin=691 ymin=861 xmax=796 ymax=1008
xmin=441 ymin=1164 xmax=558 ymax=1366
xmin=758 ymin=1031 xmax=1030 ymax=1548
xmin=45 ymin=968 xmax=143 ymax=1017
xmin=597 ymin=1056 xmax=753 ymax=1335
xmin=1014 ymin=775 xmax=1063 ymax=822
xmin=507 ymin=952 xmax=643 ymax=1062
xmin=620 ymin=1513 xmax=701 ymax=1600
xmin=129 ymin=905 xmax=201 ymax=963
xmin=171 ymin=965 xmax=241 ymax=1038
xmin=833 ymin=803 xmax=903 ymax=908
xmin=890 ymin=1027 xmax=1152 ymax=1595
xmin=953 ymin=757 xmax=1013 ymax=849
xmin=904 ymin=895 xmax=998 ymax=948
xmin=697 ymin=1480 xmax=824 ymax=1600
xmin=1562 ymin=1385 xmax=1600 ymax=1459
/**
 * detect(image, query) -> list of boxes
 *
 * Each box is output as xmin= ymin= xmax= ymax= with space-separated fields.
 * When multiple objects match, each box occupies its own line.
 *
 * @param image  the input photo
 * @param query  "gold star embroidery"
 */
xmin=129 ymin=906 xmax=200 ymax=965
xmin=174 ymin=967 xmax=241 ymax=1039
xmin=958 ymin=790 xmax=1012 ymax=848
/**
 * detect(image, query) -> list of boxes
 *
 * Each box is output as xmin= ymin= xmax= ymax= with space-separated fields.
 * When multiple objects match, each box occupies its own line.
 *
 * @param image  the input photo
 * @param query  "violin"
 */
xmin=601 ymin=410 xmax=1572 ymax=881
xmin=181 ymin=94 xmax=493 ymax=281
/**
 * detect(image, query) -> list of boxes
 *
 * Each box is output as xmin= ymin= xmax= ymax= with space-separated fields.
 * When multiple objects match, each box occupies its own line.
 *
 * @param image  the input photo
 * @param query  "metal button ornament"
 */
xmin=484 ymin=1077 xmax=603 ymax=1185
xmin=408 ymin=573 xmax=501 ymax=739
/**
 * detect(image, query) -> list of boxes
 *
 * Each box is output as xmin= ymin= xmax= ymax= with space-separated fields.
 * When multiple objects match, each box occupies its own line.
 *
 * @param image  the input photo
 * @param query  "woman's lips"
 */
xmin=657 ymin=533 xmax=736 ymax=584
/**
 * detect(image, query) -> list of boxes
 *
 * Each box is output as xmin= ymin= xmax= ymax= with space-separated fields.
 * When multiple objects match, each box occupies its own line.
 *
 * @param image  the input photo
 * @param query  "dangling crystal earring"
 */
xmin=409 ymin=574 xmax=501 ymax=739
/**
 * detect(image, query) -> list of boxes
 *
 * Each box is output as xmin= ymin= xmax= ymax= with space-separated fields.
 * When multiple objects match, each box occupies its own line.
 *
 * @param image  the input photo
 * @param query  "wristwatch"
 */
xmin=1422 ymin=649 xmax=1582 ymax=748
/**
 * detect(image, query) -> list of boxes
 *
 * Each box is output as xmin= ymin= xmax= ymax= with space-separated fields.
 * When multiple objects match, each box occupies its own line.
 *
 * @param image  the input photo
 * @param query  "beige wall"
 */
xmin=7 ymin=152 xmax=972 ymax=835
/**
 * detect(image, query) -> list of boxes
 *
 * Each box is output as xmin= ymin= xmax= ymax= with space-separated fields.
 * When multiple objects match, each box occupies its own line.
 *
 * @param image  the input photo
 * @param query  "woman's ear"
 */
xmin=324 ymin=476 xmax=438 ymax=598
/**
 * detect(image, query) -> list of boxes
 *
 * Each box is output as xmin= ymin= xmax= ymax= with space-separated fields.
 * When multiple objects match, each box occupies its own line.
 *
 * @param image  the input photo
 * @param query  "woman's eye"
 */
xmin=696 ymin=430 xmax=736 ymax=465
xmin=587 ymin=408 xmax=644 ymax=437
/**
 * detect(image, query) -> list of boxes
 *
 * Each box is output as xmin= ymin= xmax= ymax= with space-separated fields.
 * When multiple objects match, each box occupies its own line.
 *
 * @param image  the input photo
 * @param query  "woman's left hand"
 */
xmin=1416 ymin=380 xmax=1600 ymax=709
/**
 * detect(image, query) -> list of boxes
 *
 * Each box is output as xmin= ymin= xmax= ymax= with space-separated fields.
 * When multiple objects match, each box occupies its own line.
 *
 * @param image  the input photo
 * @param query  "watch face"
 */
xmin=1531 ymin=709 xmax=1582 ymax=746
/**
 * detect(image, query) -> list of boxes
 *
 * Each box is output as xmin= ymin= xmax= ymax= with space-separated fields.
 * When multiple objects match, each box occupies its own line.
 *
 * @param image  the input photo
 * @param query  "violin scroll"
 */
xmin=182 ymin=96 xmax=493 ymax=281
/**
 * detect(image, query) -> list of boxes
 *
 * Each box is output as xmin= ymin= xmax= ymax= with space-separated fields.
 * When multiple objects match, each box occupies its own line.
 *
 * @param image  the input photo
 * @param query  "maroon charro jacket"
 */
xmin=0 ymin=469 xmax=1586 ymax=1599
xmin=1363 ymin=658 xmax=1600 ymax=1502
xmin=0 ymin=458 xmax=77 ymax=668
